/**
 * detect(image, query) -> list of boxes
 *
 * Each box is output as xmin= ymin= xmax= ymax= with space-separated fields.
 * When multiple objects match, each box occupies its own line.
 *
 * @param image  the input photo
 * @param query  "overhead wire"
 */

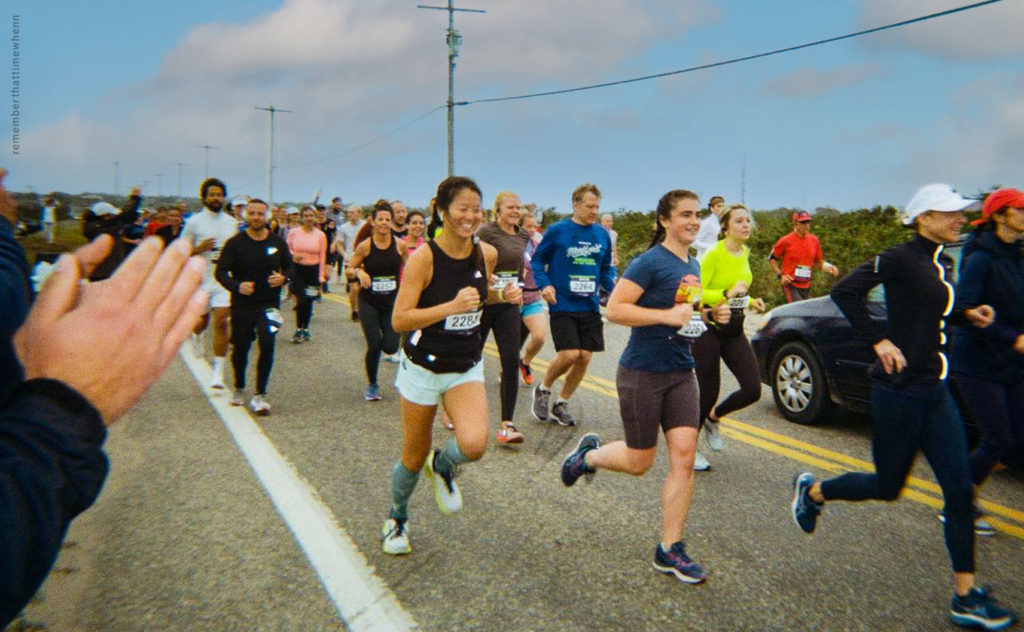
xmin=461 ymin=0 xmax=1003 ymax=105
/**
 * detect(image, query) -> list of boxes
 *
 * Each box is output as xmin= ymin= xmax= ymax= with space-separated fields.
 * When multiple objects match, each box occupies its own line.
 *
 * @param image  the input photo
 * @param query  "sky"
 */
xmin=5 ymin=0 xmax=1024 ymax=214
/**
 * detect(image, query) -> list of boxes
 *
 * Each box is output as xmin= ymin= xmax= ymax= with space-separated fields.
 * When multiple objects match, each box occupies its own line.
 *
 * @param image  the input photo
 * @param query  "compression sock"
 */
xmin=390 ymin=462 xmax=420 ymax=520
xmin=435 ymin=436 xmax=474 ymax=474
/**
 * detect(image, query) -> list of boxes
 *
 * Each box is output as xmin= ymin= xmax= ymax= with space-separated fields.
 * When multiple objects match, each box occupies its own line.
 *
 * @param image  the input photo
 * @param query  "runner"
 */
xmin=286 ymin=206 xmax=327 ymax=343
xmin=391 ymin=200 xmax=409 ymax=240
xmin=692 ymin=203 xmax=765 ymax=468
xmin=598 ymin=213 xmax=620 ymax=306
xmin=335 ymin=204 xmax=365 ymax=321
xmin=560 ymin=189 xmax=728 ymax=585
xmin=950 ymin=187 xmax=1024 ymax=537
xmin=530 ymin=183 xmax=615 ymax=426
xmin=381 ymin=176 xmax=517 ymax=555
xmin=768 ymin=210 xmax=839 ymax=303
xmin=790 ymin=183 xmax=1015 ymax=630
xmin=693 ymin=195 xmax=725 ymax=259
xmin=214 ymin=199 xmax=292 ymax=415
xmin=518 ymin=212 xmax=546 ymax=387
xmin=181 ymin=177 xmax=238 ymax=389
xmin=317 ymin=205 xmax=337 ymax=294
xmin=477 ymin=190 xmax=530 ymax=445
xmin=347 ymin=201 xmax=408 ymax=401
xmin=404 ymin=210 xmax=427 ymax=254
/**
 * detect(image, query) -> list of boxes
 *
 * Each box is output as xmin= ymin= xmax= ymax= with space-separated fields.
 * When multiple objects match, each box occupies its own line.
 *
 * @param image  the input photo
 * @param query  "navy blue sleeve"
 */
xmin=830 ymin=254 xmax=891 ymax=346
xmin=599 ymin=230 xmax=615 ymax=292
xmin=530 ymin=224 xmax=559 ymax=291
xmin=956 ymin=250 xmax=1018 ymax=345
xmin=0 ymin=379 xmax=108 ymax=627
xmin=0 ymin=219 xmax=32 ymax=402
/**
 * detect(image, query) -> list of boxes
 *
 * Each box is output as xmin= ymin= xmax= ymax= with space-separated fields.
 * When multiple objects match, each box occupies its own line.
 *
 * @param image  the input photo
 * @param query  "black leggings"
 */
xmin=481 ymin=303 xmax=521 ymax=421
xmin=291 ymin=263 xmax=319 ymax=329
xmin=691 ymin=327 xmax=761 ymax=423
xmin=230 ymin=303 xmax=278 ymax=394
xmin=952 ymin=373 xmax=1024 ymax=486
xmin=358 ymin=295 xmax=399 ymax=386
xmin=820 ymin=382 xmax=975 ymax=573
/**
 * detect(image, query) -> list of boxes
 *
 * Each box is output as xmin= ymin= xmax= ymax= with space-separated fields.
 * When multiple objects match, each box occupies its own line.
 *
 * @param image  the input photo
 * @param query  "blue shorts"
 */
xmin=520 ymin=299 xmax=546 ymax=318
xmin=394 ymin=350 xmax=484 ymax=406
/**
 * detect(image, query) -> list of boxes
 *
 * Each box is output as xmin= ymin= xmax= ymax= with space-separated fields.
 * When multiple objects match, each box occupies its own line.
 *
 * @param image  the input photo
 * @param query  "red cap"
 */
xmin=792 ymin=210 xmax=812 ymax=222
xmin=973 ymin=188 xmax=1024 ymax=225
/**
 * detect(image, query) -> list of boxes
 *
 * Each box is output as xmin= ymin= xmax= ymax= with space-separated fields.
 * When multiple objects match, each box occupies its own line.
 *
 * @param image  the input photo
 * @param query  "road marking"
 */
xmin=337 ymin=293 xmax=1024 ymax=539
xmin=180 ymin=350 xmax=417 ymax=632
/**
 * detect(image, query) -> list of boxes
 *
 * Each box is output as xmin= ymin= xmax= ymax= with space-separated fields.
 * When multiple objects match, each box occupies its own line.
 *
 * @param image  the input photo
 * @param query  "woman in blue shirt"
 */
xmin=559 ymin=189 xmax=729 ymax=585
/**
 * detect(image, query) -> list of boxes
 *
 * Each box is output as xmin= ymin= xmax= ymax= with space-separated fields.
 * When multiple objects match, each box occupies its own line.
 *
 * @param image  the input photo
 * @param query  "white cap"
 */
xmin=900 ymin=183 xmax=980 ymax=226
xmin=91 ymin=201 xmax=119 ymax=217
xmin=232 ymin=197 xmax=247 ymax=208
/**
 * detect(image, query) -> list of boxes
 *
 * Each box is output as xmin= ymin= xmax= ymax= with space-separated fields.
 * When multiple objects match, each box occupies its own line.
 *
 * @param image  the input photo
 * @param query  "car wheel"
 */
xmin=771 ymin=341 xmax=830 ymax=425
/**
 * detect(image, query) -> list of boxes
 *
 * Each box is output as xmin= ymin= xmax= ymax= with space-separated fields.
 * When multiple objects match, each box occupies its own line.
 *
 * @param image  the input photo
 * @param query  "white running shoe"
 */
xmin=209 ymin=357 xmax=226 ymax=390
xmin=383 ymin=352 xmax=400 ymax=364
xmin=381 ymin=518 xmax=411 ymax=555
xmin=230 ymin=389 xmax=246 ymax=406
xmin=248 ymin=395 xmax=271 ymax=416
xmin=693 ymin=452 xmax=711 ymax=472
xmin=423 ymin=449 xmax=462 ymax=514
xmin=702 ymin=418 xmax=724 ymax=452
xmin=190 ymin=332 xmax=204 ymax=358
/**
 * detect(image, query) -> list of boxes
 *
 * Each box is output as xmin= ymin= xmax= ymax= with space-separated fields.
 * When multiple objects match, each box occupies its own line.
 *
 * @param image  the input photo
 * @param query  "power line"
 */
xmin=279 ymin=106 xmax=445 ymax=170
xmin=462 ymin=0 xmax=1003 ymax=106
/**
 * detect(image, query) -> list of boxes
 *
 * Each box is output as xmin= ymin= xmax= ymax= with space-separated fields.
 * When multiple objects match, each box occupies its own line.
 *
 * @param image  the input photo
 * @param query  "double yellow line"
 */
xmin=483 ymin=341 xmax=1024 ymax=541
xmin=327 ymin=293 xmax=1024 ymax=540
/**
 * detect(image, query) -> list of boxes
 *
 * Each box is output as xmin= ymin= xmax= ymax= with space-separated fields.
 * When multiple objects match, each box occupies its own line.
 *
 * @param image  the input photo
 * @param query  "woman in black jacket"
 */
xmin=789 ymin=183 xmax=1015 ymax=630
xmin=950 ymin=187 xmax=1024 ymax=531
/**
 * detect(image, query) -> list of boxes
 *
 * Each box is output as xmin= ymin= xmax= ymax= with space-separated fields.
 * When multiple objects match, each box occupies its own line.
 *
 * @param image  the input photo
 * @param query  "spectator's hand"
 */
xmin=267 ymin=271 xmax=286 ymax=288
xmin=710 ymin=301 xmax=731 ymax=325
xmin=239 ymin=281 xmax=255 ymax=296
xmin=13 ymin=237 xmax=208 ymax=424
xmin=662 ymin=301 xmax=693 ymax=328
xmin=966 ymin=305 xmax=994 ymax=329
xmin=540 ymin=286 xmax=557 ymax=305
xmin=873 ymin=338 xmax=906 ymax=374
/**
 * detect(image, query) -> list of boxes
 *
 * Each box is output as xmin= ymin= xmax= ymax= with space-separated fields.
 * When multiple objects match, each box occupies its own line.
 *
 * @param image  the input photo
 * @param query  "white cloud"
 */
xmin=858 ymin=0 xmax=1024 ymax=60
xmin=762 ymin=64 xmax=883 ymax=98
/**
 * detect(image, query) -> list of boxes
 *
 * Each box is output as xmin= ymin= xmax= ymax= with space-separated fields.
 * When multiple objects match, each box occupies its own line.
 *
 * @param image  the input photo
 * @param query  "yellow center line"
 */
xmin=327 ymin=293 xmax=1024 ymax=536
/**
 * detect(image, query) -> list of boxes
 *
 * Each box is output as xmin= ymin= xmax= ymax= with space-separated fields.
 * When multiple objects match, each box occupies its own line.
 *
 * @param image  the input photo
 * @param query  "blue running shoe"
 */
xmin=951 ymin=586 xmax=1016 ymax=630
xmin=364 ymin=384 xmax=382 ymax=401
xmin=791 ymin=472 xmax=822 ymax=534
xmin=561 ymin=433 xmax=600 ymax=487
xmin=652 ymin=541 xmax=706 ymax=584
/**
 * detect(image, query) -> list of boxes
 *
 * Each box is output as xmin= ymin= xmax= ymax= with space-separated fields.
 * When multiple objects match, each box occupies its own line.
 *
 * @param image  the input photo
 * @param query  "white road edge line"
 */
xmin=180 ymin=350 xmax=417 ymax=632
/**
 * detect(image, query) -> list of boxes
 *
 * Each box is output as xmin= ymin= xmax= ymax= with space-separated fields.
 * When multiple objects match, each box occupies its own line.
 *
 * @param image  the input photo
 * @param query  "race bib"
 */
xmin=444 ymin=310 xmax=482 ymax=331
xmin=569 ymin=275 xmax=597 ymax=296
xmin=678 ymin=312 xmax=707 ymax=339
xmin=727 ymin=295 xmax=750 ymax=310
xmin=371 ymin=277 xmax=397 ymax=293
xmin=492 ymin=271 xmax=519 ymax=290
xmin=794 ymin=265 xmax=812 ymax=281
xmin=304 ymin=286 xmax=320 ymax=298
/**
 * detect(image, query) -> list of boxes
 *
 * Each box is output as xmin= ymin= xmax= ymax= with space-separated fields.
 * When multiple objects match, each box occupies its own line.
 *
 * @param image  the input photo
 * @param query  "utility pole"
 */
xmin=173 ymin=162 xmax=187 ymax=197
xmin=255 ymin=105 xmax=292 ymax=205
xmin=155 ymin=173 xmax=163 ymax=197
xmin=740 ymin=153 xmax=747 ymax=205
xmin=114 ymin=161 xmax=119 ymax=194
xmin=418 ymin=1 xmax=484 ymax=176
xmin=197 ymin=144 xmax=218 ymax=179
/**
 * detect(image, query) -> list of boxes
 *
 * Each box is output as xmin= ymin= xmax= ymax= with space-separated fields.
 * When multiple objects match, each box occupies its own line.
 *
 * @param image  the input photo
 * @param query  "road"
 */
xmin=10 ymin=293 xmax=1023 ymax=632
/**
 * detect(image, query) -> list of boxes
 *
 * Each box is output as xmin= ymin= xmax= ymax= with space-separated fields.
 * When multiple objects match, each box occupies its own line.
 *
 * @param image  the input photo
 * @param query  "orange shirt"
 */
xmin=771 ymin=232 xmax=823 ymax=288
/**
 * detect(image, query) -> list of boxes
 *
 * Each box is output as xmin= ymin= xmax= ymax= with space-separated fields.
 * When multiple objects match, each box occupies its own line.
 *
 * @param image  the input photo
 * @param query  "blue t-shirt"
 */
xmin=618 ymin=244 xmax=702 ymax=373
xmin=530 ymin=218 xmax=615 ymax=313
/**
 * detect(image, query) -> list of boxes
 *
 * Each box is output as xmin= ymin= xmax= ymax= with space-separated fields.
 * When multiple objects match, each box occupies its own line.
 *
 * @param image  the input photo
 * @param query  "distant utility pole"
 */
xmin=197 ymin=144 xmax=219 ymax=179
xmin=255 ymin=105 xmax=292 ymax=204
xmin=114 ymin=161 xmax=119 ymax=194
xmin=173 ymin=162 xmax=187 ymax=197
xmin=417 ymin=0 xmax=485 ymax=176
xmin=740 ymin=153 xmax=747 ymax=205
xmin=155 ymin=173 xmax=163 ymax=197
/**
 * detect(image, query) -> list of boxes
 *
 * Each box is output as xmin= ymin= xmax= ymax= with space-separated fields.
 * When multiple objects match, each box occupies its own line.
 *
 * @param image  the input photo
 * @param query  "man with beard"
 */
xmin=391 ymin=200 xmax=409 ymax=240
xmin=181 ymin=178 xmax=239 ymax=389
xmin=215 ymin=199 xmax=292 ymax=415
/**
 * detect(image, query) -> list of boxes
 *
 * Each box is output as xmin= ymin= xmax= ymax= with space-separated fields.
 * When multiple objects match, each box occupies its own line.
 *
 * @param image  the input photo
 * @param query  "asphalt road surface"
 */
xmin=10 ymin=292 xmax=1023 ymax=632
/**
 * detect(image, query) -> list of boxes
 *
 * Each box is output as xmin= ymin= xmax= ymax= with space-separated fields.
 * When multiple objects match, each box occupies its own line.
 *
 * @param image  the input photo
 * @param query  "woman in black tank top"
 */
xmin=379 ymin=177 xmax=522 ymax=556
xmin=346 ymin=203 xmax=408 ymax=401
